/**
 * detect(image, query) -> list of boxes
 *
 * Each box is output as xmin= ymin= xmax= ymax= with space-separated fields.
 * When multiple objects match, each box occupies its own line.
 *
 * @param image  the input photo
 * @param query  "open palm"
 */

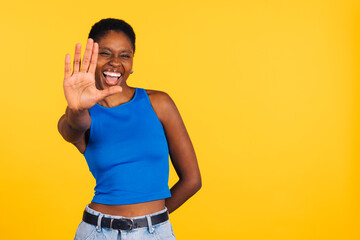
xmin=63 ymin=38 xmax=122 ymax=111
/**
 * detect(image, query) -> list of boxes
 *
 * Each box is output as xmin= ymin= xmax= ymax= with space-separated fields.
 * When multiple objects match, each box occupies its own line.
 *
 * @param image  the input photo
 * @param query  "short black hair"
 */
xmin=88 ymin=18 xmax=136 ymax=53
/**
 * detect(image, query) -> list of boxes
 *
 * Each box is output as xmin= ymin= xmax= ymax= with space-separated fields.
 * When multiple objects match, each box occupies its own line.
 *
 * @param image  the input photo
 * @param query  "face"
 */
xmin=95 ymin=30 xmax=134 ymax=90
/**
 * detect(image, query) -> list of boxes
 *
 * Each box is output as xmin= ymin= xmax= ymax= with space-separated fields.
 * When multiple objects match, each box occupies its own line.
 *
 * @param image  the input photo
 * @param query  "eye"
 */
xmin=120 ymin=54 xmax=131 ymax=59
xmin=99 ymin=52 xmax=111 ymax=57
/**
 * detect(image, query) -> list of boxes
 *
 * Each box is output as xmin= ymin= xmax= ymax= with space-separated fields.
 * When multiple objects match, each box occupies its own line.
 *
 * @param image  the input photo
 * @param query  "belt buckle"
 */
xmin=121 ymin=218 xmax=134 ymax=231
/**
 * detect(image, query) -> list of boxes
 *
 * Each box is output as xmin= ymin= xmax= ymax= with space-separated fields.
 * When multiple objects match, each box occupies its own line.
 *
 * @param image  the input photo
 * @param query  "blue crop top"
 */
xmin=83 ymin=88 xmax=171 ymax=205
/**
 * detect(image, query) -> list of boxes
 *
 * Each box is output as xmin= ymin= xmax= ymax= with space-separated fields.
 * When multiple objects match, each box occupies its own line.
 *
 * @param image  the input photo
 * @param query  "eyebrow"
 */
xmin=99 ymin=47 xmax=133 ymax=54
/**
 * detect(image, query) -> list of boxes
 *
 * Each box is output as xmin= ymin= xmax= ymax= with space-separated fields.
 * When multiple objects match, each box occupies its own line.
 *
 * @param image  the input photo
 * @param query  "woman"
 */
xmin=57 ymin=18 xmax=201 ymax=240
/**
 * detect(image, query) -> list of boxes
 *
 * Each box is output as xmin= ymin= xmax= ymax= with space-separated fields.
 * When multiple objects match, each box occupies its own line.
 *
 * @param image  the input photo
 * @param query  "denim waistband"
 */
xmin=85 ymin=204 xmax=168 ymax=220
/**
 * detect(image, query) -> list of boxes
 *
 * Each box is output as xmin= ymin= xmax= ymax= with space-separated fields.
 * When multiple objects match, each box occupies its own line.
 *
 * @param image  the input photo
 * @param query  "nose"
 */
xmin=109 ymin=56 xmax=121 ymax=67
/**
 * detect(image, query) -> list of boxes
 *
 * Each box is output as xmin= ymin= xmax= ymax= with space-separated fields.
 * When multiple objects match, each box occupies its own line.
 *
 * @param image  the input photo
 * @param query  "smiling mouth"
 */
xmin=103 ymin=71 xmax=122 ymax=86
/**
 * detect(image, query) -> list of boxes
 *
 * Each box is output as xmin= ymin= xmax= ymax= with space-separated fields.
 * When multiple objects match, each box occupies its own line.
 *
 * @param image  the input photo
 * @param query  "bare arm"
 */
xmin=58 ymin=108 xmax=91 ymax=153
xmin=149 ymin=91 xmax=202 ymax=214
xmin=58 ymin=39 xmax=122 ymax=153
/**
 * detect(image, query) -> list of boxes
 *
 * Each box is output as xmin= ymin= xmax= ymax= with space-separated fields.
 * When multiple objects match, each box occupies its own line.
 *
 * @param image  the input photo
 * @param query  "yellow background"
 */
xmin=0 ymin=0 xmax=359 ymax=239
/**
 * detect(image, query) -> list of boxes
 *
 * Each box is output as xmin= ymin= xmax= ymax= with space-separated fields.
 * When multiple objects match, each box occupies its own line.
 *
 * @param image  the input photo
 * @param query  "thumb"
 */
xmin=96 ymin=86 xmax=123 ymax=101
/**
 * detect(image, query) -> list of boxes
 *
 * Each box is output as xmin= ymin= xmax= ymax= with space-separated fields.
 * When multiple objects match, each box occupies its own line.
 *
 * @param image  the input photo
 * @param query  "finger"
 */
xmin=96 ymin=86 xmax=123 ymax=101
xmin=88 ymin=42 xmax=98 ymax=73
xmin=73 ymin=43 xmax=81 ymax=74
xmin=80 ymin=38 xmax=94 ymax=73
xmin=65 ymin=54 xmax=71 ymax=80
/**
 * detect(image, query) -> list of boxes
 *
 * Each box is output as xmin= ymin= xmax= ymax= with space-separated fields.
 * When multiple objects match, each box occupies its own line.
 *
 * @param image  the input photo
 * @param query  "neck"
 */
xmin=99 ymin=85 xmax=136 ymax=108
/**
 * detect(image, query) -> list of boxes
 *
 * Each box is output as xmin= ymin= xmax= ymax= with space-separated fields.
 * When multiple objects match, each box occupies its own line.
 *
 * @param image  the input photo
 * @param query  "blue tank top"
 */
xmin=83 ymin=88 xmax=171 ymax=205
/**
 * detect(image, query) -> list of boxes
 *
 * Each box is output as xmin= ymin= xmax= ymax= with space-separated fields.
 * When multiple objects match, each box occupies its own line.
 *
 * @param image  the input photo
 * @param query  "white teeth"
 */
xmin=104 ymin=72 xmax=121 ymax=77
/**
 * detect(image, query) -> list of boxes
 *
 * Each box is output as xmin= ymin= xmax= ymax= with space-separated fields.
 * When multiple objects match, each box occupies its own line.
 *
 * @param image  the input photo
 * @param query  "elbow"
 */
xmin=194 ymin=176 xmax=202 ymax=192
xmin=58 ymin=115 xmax=68 ymax=140
xmin=178 ymin=175 xmax=202 ymax=194
xmin=188 ymin=175 xmax=202 ymax=194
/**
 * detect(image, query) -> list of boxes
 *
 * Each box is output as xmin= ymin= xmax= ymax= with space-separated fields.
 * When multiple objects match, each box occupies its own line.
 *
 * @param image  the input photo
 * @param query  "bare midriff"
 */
xmin=88 ymin=199 xmax=166 ymax=218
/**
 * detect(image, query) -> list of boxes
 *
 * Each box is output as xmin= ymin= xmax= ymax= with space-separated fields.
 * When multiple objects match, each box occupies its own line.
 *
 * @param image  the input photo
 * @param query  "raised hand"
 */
xmin=63 ymin=38 xmax=122 ymax=111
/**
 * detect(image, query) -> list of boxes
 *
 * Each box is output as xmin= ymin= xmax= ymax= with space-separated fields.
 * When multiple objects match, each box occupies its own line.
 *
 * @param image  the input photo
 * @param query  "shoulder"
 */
xmin=144 ymin=89 xmax=178 ymax=123
xmin=145 ymin=89 xmax=172 ymax=104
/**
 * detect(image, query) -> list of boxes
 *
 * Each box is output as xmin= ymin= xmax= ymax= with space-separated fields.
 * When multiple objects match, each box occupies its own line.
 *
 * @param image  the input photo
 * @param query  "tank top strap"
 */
xmin=136 ymin=87 xmax=148 ymax=98
xmin=134 ymin=87 xmax=146 ymax=101
xmin=135 ymin=88 xmax=155 ymax=110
